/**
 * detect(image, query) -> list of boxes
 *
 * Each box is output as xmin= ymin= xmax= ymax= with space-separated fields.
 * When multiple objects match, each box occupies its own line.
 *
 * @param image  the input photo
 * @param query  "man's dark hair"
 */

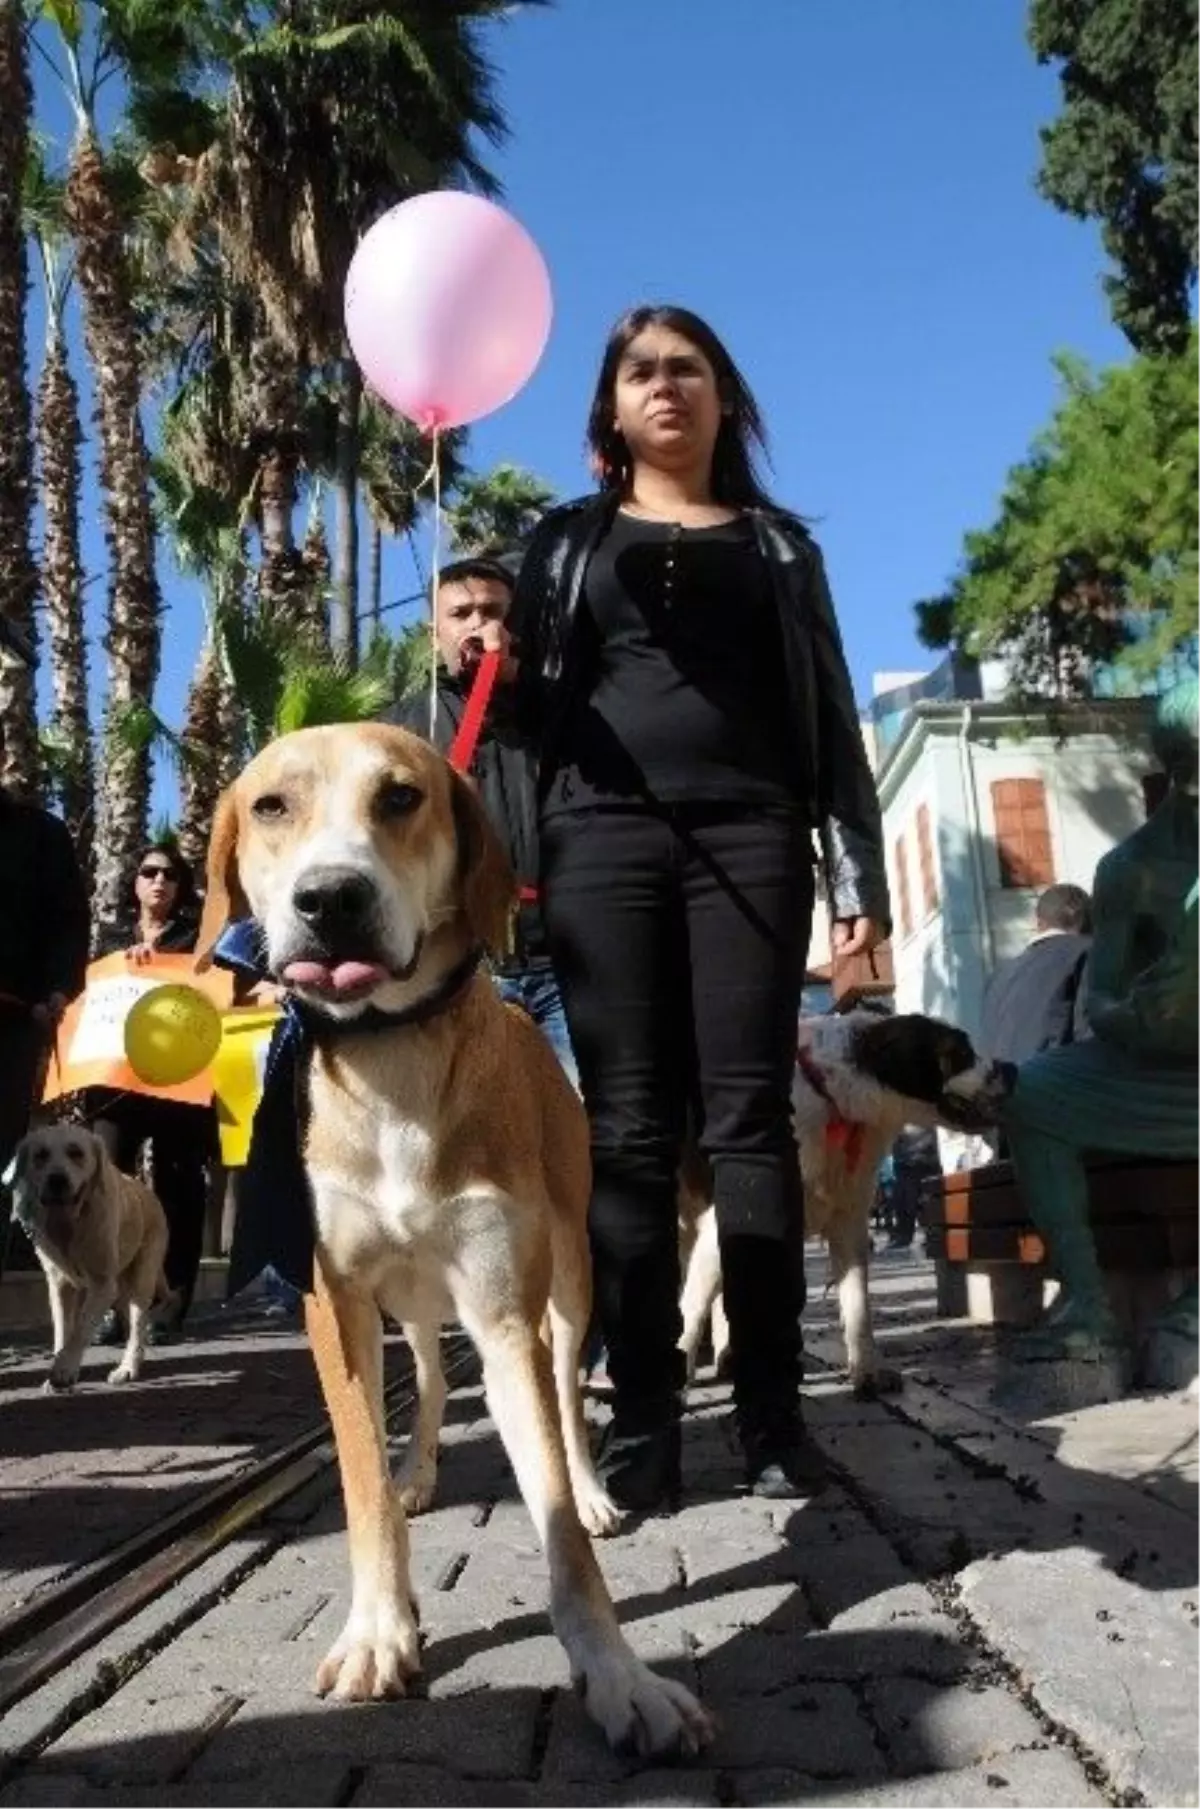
xmin=1035 ymin=883 xmax=1092 ymax=935
xmin=436 ymin=551 xmax=517 ymax=596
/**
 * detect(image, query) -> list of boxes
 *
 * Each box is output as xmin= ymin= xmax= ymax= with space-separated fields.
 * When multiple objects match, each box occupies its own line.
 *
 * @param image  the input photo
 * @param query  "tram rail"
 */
xmin=0 ymin=1334 xmax=478 ymax=1722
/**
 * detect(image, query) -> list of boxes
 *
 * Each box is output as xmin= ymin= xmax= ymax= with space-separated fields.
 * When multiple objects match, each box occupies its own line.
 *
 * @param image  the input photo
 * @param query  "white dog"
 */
xmin=11 ymin=1123 xmax=171 ymax=1391
xmin=679 ymin=1010 xmax=1013 ymax=1395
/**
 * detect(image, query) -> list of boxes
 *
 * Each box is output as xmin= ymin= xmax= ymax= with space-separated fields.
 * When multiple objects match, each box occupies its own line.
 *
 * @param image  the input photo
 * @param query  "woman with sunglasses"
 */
xmin=510 ymin=304 xmax=889 ymax=1513
xmin=89 ymin=844 xmax=216 ymax=1343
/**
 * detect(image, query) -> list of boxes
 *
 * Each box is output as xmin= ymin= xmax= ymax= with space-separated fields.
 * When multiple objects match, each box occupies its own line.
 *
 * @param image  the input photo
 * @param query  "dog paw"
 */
xmin=851 ymin=1364 xmax=904 ymax=1399
xmin=395 ymin=1454 xmax=438 ymax=1516
xmin=575 ymin=1647 xmax=714 ymax=1759
xmin=573 ymin=1472 xmax=623 ymax=1538
xmin=45 ymin=1364 xmax=78 ymax=1393
xmin=107 ymin=1362 xmax=139 ymax=1386
xmin=315 ymin=1604 xmax=422 ymax=1702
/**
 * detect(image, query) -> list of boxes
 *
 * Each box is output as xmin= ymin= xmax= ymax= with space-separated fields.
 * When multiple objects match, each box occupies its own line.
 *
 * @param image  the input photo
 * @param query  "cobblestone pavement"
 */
xmin=0 ymin=1255 xmax=1195 ymax=1807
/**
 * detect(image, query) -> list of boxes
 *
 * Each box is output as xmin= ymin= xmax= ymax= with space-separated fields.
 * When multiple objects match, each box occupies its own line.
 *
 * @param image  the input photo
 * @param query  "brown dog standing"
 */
xmin=197 ymin=724 xmax=712 ymax=1759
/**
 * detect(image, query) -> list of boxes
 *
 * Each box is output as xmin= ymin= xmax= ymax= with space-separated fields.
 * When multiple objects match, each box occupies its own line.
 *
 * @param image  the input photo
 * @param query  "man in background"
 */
xmin=0 ymin=712 xmax=91 ymax=1267
xmin=980 ymin=883 xmax=1093 ymax=1066
xmin=382 ymin=553 xmax=577 ymax=1086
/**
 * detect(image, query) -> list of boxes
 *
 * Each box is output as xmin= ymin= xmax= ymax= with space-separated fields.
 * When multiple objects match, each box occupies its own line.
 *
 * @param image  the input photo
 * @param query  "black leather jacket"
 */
xmin=511 ymin=493 xmax=890 ymax=928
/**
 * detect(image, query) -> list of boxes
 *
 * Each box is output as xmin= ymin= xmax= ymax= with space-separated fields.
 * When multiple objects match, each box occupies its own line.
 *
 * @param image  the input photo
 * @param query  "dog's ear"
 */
xmin=195 ymin=785 xmax=249 ymax=972
xmin=4 ymin=1137 xmax=35 ymax=1230
xmin=448 ymin=767 xmax=517 ymax=956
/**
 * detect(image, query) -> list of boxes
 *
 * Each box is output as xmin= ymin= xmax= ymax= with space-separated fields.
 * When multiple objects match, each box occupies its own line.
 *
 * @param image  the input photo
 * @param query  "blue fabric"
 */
xmin=494 ymin=967 xmax=579 ymax=1091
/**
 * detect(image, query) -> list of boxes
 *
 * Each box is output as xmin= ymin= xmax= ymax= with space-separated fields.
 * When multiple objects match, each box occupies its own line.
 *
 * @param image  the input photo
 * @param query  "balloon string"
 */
xmin=429 ymin=424 xmax=441 ymax=739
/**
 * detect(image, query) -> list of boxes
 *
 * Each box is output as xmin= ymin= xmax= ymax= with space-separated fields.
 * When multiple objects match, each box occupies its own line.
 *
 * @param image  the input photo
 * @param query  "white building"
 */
xmin=866 ymin=657 xmax=1173 ymax=1040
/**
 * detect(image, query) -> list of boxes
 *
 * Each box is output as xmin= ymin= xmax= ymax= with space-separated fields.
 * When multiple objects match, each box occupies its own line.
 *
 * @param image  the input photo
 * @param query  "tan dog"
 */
xmin=197 ymin=724 xmax=711 ymax=1760
xmin=11 ymin=1123 xmax=170 ymax=1392
xmin=678 ymin=1011 xmax=1013 ymax=1395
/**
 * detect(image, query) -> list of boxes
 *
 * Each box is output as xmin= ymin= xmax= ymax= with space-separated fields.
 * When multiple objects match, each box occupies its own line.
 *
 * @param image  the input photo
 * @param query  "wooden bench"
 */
xmin=921 ymin=1156 xmax=1198 ymax=1325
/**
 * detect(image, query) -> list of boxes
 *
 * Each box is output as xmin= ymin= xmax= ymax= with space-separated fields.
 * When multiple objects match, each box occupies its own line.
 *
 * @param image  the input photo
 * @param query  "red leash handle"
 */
xmin=447 ymin=648 xmax=502 ymax=774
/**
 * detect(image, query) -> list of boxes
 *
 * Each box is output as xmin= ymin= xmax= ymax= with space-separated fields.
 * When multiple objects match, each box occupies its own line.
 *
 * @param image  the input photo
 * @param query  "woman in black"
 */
xmin=90 ymin=843 xmax=216 ymax=1342
xmin=511 ymin=305 xmax=889 ymax=1511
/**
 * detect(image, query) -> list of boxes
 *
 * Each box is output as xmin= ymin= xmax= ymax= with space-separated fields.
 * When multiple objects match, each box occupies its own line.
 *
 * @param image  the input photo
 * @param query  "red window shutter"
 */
xmin=915 ymin=804 xmax=938 ymax=915
xmin=992 ymin=778 xmax=1055 ymax=888
xmin=894 ymin=834 xmax=913 ymax=937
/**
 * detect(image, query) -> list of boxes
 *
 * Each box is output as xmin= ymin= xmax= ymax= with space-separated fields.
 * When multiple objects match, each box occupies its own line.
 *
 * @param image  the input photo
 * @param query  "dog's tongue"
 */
xmin=283 ymin=959 xmax=389 ymax=995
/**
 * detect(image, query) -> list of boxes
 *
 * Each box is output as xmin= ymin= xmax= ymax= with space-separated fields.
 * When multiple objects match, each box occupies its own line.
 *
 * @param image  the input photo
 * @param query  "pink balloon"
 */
xmin=344 ymin=192 xmax=553 ymax=430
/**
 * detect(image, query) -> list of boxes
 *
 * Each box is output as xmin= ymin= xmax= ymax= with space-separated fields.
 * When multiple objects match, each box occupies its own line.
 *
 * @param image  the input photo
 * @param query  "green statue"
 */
xmin=1001 ymin=676 xmax=1198 ymax=1372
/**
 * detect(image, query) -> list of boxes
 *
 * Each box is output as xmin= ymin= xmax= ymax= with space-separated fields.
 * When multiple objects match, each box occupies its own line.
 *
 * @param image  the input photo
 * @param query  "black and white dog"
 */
xmin=678 ymin=1011 xmax=1013 ymax=1397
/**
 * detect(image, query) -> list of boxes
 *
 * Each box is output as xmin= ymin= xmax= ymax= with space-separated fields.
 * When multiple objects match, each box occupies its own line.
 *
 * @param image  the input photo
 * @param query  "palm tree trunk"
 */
xmin=0 ymin=1 xmax=41 ymax=799
xmin=332 ymin=356 xmax=361 ymax=667
xmin=65 ymin=127 xmax=162 ymax=928
xmin=300 ymin=508 xmax=331 ymax=647
xmin=36 ymin=325 xmax=93 ymax=871
xmin=251 ymin=327 xmax=305 ymax=620
xmin=368 ymin=520 xmax=383 ymax=633
xmin=177 ymin=634 xmax=226 ymax=872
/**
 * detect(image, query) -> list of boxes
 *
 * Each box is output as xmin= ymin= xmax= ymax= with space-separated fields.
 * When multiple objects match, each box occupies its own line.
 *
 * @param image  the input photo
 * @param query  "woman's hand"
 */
xmin=832 ymin=917 xmax=885 ymax=959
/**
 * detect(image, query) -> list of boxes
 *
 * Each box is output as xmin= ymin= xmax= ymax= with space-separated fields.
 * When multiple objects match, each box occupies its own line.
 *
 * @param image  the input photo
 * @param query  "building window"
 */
xmin=894 ymin=834 xmax=913 ymax=937
xmin=1142 ymin=771 xmax=1169 ymax=817
xmin=915 ymin=803 xmax=939 ymax=916
xmin=991 ymin=778 xmax=1055 ymax=888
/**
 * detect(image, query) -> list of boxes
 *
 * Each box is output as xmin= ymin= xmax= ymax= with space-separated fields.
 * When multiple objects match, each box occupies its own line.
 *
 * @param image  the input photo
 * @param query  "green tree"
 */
xmin=1028 ymin=0 xmax=1198 ymax=354
xmin=0 ymin=0 xmax=41 ymax=798
xmin=28 ymin=146 xmax=93 ymax=864
xmin=916 ymin=333 xmax=1198 ymax=695
xmin=445 ymin=461 xmax=556 ymax=554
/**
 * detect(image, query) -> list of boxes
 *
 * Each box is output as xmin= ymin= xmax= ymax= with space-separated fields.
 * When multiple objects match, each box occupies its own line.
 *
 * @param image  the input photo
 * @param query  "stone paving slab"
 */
xmin=0 ymin=1253 xmax=1195 ymax=1805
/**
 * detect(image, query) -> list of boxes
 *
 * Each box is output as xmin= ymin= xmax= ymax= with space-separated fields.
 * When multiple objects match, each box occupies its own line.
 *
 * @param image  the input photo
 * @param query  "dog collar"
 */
xmin=295 ymin=944 xmax=487 ymax=1046
xmin=796 ymin=1043 xmax=867 ymax=1174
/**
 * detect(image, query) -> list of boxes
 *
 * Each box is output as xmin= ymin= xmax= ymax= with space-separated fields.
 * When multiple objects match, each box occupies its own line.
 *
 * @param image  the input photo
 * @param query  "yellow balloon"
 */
xmin=124 ymin=984 xmax=223 ymax=1087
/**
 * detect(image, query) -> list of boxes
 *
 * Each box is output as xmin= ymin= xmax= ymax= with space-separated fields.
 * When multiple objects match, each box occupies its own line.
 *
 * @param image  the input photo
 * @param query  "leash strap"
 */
xmin=447 ymin=648 xmax=502 ymax=774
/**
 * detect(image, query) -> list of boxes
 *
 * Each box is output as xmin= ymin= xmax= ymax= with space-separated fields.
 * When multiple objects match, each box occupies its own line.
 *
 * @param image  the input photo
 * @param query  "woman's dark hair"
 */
xmin=135 ymin=841 xmax=198 ymax=914
xmin=586 ymin=304 xmax=775 ymax=510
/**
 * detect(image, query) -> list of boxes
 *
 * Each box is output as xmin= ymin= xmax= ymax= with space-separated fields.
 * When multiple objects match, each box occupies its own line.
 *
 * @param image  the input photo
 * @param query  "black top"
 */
xmin=382 ymin=673 xmax=549 ymax=972
xmin=93 ymin=910 xmax=201 ymax=960
xmin=0 ymin=793 xmax=90 ymax=1010
xmin=541 ymin=511 xmax=800 ymax=816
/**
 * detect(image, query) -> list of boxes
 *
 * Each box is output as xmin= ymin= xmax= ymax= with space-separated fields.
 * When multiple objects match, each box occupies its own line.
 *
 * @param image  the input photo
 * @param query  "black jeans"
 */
xmin=541 ymin=804 xmax=812 ymax=1421
xmin=92 ymin=1095 xmax=216 ymax=1317
xmin=0 ymin=1014 xmax=44 ymax=1275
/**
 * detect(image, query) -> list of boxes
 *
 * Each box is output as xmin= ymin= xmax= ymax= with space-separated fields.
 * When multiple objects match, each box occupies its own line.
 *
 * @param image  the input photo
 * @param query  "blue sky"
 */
xmin=32 ymin=0 xmax=1130 ymax=814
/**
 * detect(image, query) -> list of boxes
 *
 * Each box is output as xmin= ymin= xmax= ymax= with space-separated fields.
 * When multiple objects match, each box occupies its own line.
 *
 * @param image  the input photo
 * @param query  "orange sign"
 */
xmin=42 ymin=952 xmax=234 ymax=1107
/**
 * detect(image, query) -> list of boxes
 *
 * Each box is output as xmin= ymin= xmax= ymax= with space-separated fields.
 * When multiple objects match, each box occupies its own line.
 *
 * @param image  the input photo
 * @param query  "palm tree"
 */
xmin=445 ymin=462 xmax=557 ymax=554
xmin=139 ymin=3 xmax=516 ymax=667
xmin=0 ymin=0 xmax=41 ymax=799
xmin=43 ymin=2 xmax=169 ymax=924
xmin=35 ymin=315 xmax=92 ymax=836
xmin=30 ymin=165 xmax=93 ymax=868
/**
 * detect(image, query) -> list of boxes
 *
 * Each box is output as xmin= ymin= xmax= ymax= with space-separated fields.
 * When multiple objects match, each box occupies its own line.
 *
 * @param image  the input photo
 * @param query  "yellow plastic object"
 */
xmin=211 ymin=1005 xmax=282 ymax=1167
xmin=123 ymin=984 xmax=224 ymax=1088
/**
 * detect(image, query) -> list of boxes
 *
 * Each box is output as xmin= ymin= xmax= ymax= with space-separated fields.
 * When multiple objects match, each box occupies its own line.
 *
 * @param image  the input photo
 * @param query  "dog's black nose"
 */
xmin=292 ymin=867 xmax=376 ymax=934
xmin=42 ymin=1170 xmax=71 ymax=1201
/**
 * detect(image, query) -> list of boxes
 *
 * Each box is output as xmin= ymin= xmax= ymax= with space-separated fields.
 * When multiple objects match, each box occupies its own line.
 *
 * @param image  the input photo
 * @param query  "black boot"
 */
xmin=738 ymin=1395 xmax=828 ymax=1500
xmin=598 ymin=1394 xmax=682 ymax=1515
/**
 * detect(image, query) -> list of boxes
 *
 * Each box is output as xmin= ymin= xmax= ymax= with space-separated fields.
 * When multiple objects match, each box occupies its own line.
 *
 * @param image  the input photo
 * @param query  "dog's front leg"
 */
xmin=826 ymin=1217 xmax=901 ymax=1397
xmin=109 ymin=1298 xmax=150 ymax=1385
xmin=47 ymin=1281 xmax=115 ymax=1392
xmin=306 ymin=1257 xmax=421 ymax=1700
xmin=46 ymin=1270 xmax=78 ymax=1360
xmin=678 ymin=1203 xmax=722 ymax=1382
xmin=456 ymin=1295 xmax=712 ymax=1760
xmin=395 ymin=1317 xmax=446 ymax=1514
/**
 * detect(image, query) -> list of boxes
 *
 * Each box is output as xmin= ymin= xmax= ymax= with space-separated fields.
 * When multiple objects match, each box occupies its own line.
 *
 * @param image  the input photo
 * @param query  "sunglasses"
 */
xmin=139 ymin=865 xmax=177 ymax=882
